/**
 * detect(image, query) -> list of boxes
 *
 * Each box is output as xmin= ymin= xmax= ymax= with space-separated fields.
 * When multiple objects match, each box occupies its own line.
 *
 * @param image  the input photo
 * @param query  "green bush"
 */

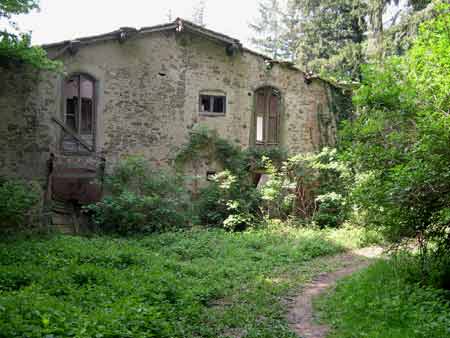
xmin=0 ymin=178 xmax=40 ymax=230
xmin=85 ymin=157 xmax=191 ymax=234
xmin=259 ymin=148 xmax=351 ymax=226
xmin=196 ymin=170 xmax=261 ymax=231
xmin=342 ymin=3 xmax=450 ymax=262
xmin=312 ymin=192 xmax=346 ymax=227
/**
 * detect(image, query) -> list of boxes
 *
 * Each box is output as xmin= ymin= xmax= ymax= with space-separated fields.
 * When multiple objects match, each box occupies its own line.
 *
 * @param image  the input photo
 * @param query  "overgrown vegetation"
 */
xmin=0 ymin=178 xmax=41 ymax=231
xmin=85 ymin=156 xmax=191 ymax=234
xmin=316 ymin=254 xmax=450 ymax=337
xmin=341 ymin=3 xmax=450 ymax=278
xmin=176 ymin=126 xmax=287 ymax=230
xmin=175 ymin=126 xmax=350 ymax=230
xmin=0 ymin=226 xmax=373 ymax=338
xmin=261 ymin=148 xmax=351 ymax=227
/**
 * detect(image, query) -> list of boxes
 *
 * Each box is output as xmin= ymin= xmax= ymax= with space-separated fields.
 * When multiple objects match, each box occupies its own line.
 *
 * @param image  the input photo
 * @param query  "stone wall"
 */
xmin=0 ymin=66 xmax=59 ymax=184
xmin=0 ymin=28 xmax=341 ymax=187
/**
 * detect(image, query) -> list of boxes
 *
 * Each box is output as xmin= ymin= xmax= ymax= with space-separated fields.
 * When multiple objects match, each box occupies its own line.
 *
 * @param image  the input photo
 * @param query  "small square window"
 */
xmin=199 ymin=95 xmax=226 ymax=115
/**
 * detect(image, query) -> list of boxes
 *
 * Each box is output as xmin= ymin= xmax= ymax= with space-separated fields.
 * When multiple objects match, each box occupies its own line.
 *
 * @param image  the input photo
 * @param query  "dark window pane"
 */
xmin=66 ymin=98 xmax=77 ymax=130
xmin=200 ymin=95 xmax=211 ymax=112
xmin=64 ymin=76 xmax=79 ymax=130
xmin=213 ymin=96 xmax=225 ymax=113
xmin=81 ymin=98 xmax=93 ymax=133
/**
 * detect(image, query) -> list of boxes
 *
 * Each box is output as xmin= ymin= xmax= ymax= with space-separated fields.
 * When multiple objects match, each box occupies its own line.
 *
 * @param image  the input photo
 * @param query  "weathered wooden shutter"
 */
xmin=267 ymin=89 xmax=279 ymax=144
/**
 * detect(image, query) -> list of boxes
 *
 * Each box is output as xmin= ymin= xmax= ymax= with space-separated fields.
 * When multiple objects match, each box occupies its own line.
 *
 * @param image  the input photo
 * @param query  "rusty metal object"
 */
xmin=51 ymin=167 xmax=102 ymax=204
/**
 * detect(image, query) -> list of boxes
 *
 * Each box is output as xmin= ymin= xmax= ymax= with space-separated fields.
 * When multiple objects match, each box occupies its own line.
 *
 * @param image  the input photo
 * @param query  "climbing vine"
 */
xmin=175 ymin=125 xmax=287 ymax=176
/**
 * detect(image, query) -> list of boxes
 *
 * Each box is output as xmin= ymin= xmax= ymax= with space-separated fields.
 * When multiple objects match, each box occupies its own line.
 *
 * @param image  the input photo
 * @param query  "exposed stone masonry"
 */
xmin=0 ymin=20 xmax=344 ymax=201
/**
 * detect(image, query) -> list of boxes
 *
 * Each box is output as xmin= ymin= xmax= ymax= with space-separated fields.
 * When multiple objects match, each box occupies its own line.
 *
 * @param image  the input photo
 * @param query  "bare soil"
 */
xmin=286 ymin=247 xmax=383 ymax=338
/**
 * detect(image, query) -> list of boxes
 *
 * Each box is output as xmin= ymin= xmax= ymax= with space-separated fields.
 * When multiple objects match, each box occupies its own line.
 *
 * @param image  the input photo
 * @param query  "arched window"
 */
xmin=254 ymin=86 xmax=281 ymax=146
xmin=62 ymin=74 xmax=96 ymax=152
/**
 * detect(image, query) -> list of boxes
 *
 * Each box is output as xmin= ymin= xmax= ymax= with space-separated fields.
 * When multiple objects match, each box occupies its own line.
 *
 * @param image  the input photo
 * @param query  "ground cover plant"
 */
xmin=0 ymin=225 xmax=373 ymax=338
xmin=0 ymin=178 xmax=41 ymax=231
xmin=316 ymin=254 xmax=450 ymax=338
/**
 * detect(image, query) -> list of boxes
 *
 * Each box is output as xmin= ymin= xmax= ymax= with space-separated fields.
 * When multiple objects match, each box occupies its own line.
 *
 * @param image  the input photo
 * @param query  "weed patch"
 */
xmin=316 ymin=255 xmax=450 ymax=338
xmin=0 ymin=226 xmax=371 ymax=337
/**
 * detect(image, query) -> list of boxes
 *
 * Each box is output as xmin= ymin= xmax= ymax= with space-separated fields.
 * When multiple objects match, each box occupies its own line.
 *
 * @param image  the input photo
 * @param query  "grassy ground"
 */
xmin=315 ymin=255 xmax=450 ymax=338
xmin=0 ymin=225 xmax=373 ymax=338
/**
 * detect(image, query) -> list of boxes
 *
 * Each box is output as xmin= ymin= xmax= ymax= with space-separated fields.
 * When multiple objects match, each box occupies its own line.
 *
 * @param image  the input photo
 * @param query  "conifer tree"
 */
xmin=249 ymin=0 xmax=285 ymax=59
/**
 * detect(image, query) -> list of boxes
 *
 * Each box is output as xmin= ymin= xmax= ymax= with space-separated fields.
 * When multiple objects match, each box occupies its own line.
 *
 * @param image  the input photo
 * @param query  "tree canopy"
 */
xmin=0 ymin=0 xmax=58 ymax=69
xmin=250 ymin=0 xmax=436 ymax=81
xmin=343 ymin=1 xmax=450 ymax=256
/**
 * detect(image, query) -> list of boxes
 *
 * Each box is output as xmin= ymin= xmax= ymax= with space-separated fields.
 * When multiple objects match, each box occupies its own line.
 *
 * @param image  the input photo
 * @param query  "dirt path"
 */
xmin=286 ymin=247 xmax=383 ymax=338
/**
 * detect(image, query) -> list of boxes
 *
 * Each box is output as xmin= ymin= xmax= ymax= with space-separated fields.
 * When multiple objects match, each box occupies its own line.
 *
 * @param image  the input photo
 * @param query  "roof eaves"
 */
xmin=177 ymin=18 xmax=242 ymax=47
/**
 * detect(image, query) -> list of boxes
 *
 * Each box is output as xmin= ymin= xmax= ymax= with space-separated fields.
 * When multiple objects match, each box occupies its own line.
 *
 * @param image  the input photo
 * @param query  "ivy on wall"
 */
xmin=175 ymin=125 xmax=287 ymax=176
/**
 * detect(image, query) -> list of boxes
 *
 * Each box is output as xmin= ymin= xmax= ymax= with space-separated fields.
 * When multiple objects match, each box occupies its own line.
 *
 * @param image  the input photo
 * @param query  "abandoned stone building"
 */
xmin=0 ymin=18 xmax=346 ymax=227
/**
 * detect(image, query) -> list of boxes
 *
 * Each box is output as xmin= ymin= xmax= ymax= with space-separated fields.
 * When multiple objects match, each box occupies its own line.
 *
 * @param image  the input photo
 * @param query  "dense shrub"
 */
xmin=0 ymin=178 xmax=40 ymax=230
xmin=196 ymin=170 xmax=261 ymax=231
xmin=259 ymin=148 xmax=351 ymax=227
xmin=341 ymin=3 xmax=450 ymax=276
xmin=86 ymin=156 xmax=191 ymax=234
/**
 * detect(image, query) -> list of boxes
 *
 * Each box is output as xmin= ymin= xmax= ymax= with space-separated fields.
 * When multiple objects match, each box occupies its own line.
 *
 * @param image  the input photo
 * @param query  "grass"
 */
xmin=0 ymin=225 xmax=371 ymax=338
xmin=315 ymin=254 xmax=450 ymax=338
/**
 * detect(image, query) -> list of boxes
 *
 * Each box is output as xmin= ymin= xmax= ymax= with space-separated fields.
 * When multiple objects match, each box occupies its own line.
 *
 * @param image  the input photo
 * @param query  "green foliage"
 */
xmin=245 ymin=146 xmax=288 ymax=170
xmin=0 ymin=0 xmax=38 ymax=15
xmin=85 ymin=156 xmax=191 ymax=234
xmin=343 ymin=3 xmax=450 ymax=259
xmin=176 ymin=125 xmax=246 ymax=174
xmin=0 ymin=0 xmax=60 ymax=70
xmin=260 ymin=148 xmax=351 ymax=227
xmin=0 ymin=178 xmax=40 ymax=230
xmin=296 ymin=0 xmax=368 ymax=81
xmin=316 ymin=254 xmax=450 ymax=337
xmin=196 ymin=170 xmax=261 ymax=231
xmin=177 ymin=126 xmax=287 ymax=230
xmin=0 ymin=226 xmax=369 ymax=337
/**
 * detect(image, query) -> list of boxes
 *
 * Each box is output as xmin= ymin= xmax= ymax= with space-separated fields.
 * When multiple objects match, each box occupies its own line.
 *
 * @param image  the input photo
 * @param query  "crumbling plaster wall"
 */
xmin=0 ymin=29 xmax=338 ymax=184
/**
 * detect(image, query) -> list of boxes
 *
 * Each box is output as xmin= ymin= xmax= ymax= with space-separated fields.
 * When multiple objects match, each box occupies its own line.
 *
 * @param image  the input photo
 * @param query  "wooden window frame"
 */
xmin=199 ymin=94 xmax=227 ymax=116
xmin=253 ymin=86 xmax=281 ymax=147
xmin=61 ymin=73 xmax=97 ymax=154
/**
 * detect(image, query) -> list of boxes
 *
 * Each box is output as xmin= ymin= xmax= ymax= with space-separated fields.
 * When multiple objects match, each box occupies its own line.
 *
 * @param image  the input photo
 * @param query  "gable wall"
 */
xmin=0 ymin=29 xmax=338 ymax=184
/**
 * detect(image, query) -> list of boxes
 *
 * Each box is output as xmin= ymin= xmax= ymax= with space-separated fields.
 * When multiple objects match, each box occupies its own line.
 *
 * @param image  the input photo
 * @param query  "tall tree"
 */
xmin=367 ymin=0 xmax=432 ymax=59
xmin=295 ymin=0 xmax=368 ymax=81
xmin=0 ymin=0 xmax=58 ymax=69
xmin=250 ymin=0 xmax=299 ymax=60
xmin=278 ymin=0 xmax=302 ymax=61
